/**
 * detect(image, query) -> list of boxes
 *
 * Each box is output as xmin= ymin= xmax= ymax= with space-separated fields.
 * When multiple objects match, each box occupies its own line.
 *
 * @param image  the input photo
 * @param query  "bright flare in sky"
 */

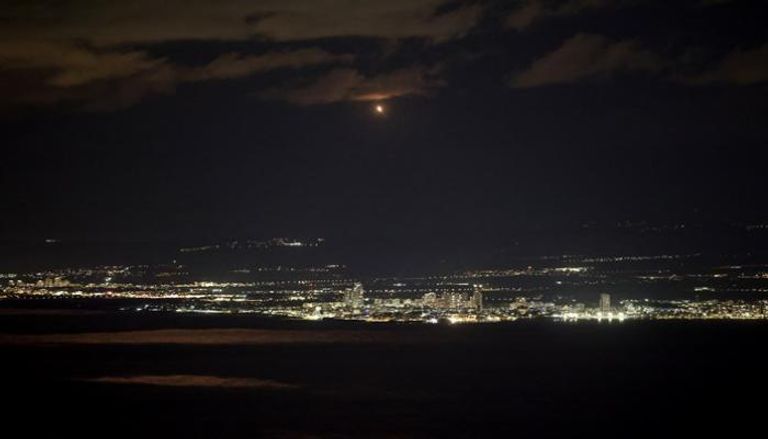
xmin=375 ymin=104 xmax=385 ymax=114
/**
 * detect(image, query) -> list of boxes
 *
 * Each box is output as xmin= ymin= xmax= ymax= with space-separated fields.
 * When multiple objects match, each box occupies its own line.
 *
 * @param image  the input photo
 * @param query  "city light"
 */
xmin=3 ymin=267 xmax=767 ymax=324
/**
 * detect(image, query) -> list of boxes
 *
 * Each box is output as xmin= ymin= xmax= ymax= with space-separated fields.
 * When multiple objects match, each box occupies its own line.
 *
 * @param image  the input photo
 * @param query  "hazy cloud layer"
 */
xmin=504 ymin=1 xmax=734 ymax=31
xmin=1 ymin=0 xmax=483 ymax=46
xmin=83 ymin=375 xmax=298 ymax=390
xmin=262 ymin=66 xmax=444 ymax=105
xmin=0 ymin=41 xmax=163 ymax=87
xmin=506 ymin=0 xmax=609 ymax=30
xmin=0 ymin=45 xmax=348 ymax=88
xmin=0 ymin=1 xmax=479 ymax=110
xmin=1 ymin=1 xmax=762 ymax=111
xmin=686 ymin=43 xmax=768 ymax=85
xmin=0 ymin=45 xmax=351 ymax=110
xmin=184 ymin=49 xmax=354 ymax=82
xmin=510 ymin=33 xmax=663 ymax=87
xmin=509 ymin=32 xmax=768 ymax=88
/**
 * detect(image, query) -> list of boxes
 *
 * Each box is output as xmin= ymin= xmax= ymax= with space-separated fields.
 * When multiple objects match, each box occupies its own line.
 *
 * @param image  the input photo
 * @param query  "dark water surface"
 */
xmin=1 ymin=312 xmax=764 ymax=438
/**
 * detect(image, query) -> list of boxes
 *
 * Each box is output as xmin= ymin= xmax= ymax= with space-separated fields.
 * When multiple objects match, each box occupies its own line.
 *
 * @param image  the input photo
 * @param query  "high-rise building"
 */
xmin=439 ymin=292 xmax=466 ymax=310
xmin=472 ymin=284 xmax=484 ymax=312
xmin=343 ymin=283 xmax=365 ymax=309
xmin=422 ymin=292 xmax=437 ymax=307
xmin=40 ymin=277 xmax=70 ymax=288
xmin=599 ymin=293 xmax=611 ymax=312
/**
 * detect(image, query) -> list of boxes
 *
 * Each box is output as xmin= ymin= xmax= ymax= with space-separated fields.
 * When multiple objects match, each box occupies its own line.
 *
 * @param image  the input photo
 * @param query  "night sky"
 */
xmin=2 ymin=0 xmax=767 ymax=247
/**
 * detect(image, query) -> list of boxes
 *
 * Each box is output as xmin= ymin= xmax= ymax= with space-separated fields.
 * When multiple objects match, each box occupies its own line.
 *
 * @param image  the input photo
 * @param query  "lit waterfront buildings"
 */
xmin=599 ymin=293 xmax=611 ymax=313
xmin=343 ymin=283 xmax=365 ymax=309
xmin=2 ymin=263 xmax=768 ymax=323
xmin=472 ymin=285 xmax=484 ymax=312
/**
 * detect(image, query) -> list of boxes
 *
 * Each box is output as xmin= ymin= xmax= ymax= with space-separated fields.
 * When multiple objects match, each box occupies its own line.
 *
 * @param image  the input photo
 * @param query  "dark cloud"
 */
xmin=1 ymin=1 xmax=483 ymax=46
xmin=241 ymin=1 xmax=484 ymax=43
xmin=83 ymin=375 xmax=298 ymax=390
xmin=686 ymin=43 xmax=768 ymax=85
xmin=1 ymin=1 xmax=763 ymax=112
xmin=505 ymin=0 xmax=609 ymax=30
xmin=0 ymin=43 xmax=348 ymax=87
xmin=184 ymin=49 xmax=354 ymax=82
xmin=261 ymin=65 xmax=445 ymax=105
xmin=0 ymin=46 xmax=350 ymax=111
xmin=0 ymin=41 xmax=162 ymax=87
xmin=504 ymin=0 xmax=733 ymax=31
xmin=0 ymin=1 xmax=480 ymax=110
xmin=510 ymin=33 xmax=664 ymax=87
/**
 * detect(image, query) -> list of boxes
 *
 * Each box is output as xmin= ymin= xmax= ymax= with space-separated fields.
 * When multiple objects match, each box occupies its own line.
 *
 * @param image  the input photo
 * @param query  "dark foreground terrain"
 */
xmin=1 ymin=311 xmax=765 ymax=438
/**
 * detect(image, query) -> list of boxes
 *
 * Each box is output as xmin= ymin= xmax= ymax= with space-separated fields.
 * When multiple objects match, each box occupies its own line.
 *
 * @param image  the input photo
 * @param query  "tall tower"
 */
xmin=422 ymin=292 xmax=437 ymax=308
xmin=472 ymin=284 xmax=484 ymax=312
xmin=343 ymin=283 xmax=365 ymax=309
xmin=599 ymin=293 xmax=611 ymax=313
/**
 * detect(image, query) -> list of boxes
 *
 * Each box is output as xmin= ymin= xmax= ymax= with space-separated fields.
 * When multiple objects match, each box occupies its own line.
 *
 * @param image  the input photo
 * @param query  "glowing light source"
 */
xmin=375 ymin=104 xmax=385 ymax=114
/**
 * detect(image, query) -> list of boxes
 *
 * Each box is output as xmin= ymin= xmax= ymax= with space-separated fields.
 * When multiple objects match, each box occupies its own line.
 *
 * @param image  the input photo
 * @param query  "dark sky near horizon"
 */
xmin=2 ymin=0 xmax=767 ymax=244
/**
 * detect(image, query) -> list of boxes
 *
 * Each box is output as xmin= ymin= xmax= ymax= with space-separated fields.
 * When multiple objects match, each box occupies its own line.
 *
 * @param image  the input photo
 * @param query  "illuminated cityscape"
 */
xmin=4 ymin=249 xmax=767 ymax=323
